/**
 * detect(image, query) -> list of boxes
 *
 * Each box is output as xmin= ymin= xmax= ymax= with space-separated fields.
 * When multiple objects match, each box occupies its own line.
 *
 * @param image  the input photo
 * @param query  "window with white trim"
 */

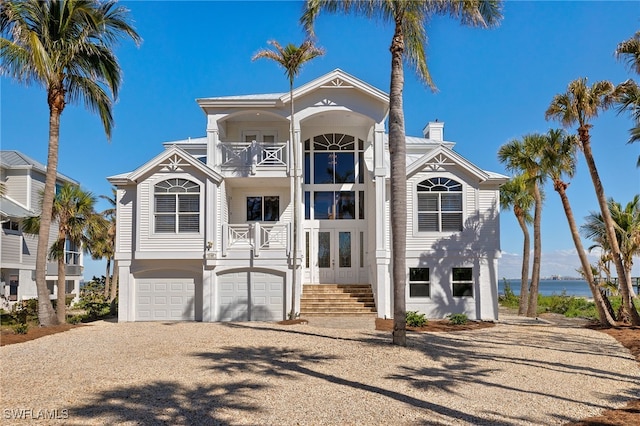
xmin=417 ymin=177 xmax=463 ymax=232
xmin=452 ymin=267 xmax=473 ymax=297
xmin=409 ymin=268 xmax=430 ymax=297
xmin=154 ymin=179 xmax=200 ymax=233
xmin=246 ymin=196 xmax=279 ymax=221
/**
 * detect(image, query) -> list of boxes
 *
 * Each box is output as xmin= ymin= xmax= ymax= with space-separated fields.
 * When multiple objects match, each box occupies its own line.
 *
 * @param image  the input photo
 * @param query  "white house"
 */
xmin=0 ymin=150 xmax=84 ymax=308
xmin=109 ymin=69 xmax=507 ymax=323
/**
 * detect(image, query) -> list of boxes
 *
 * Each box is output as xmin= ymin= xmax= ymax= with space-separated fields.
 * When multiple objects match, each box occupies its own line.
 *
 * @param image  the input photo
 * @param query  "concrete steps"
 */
xmin=300 ymin=284 xmax=377 ymax=317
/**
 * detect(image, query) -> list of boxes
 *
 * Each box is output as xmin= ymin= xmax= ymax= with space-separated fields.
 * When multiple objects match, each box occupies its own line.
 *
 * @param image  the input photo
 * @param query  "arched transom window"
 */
xmin=416 ymin=177 xmax=463 ymax=232
xmin=154 ymin=178 xmax=200 ymax=233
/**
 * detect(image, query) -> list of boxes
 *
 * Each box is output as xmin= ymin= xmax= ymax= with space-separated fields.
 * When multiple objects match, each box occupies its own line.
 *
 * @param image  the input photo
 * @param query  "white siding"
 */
xmin=116 ymin=186 xmax=134 ymax=255
xmin=227 ymin=187 xmax=290 ymax=224
xmin=137 ymin=172 xmax=205 ymax=253
xmin=1 ymin=232 xmax=22 ymax=265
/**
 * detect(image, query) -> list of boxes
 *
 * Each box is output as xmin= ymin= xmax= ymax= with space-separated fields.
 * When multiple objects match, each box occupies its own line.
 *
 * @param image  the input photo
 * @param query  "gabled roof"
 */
xmin=0 ymin=196 xmax=34 ymax=220
xmin=107 ymin=146 xmax=223 ymax=185
xmin=281 ymin=68 xmax=388 ymax=105
xmin=196 ymin=69 xmax=389 ymax=109
xmin=0 ymin=150 xmax=77 ymax=184
xmin=407 ymin=144 xmax=507 ymax=183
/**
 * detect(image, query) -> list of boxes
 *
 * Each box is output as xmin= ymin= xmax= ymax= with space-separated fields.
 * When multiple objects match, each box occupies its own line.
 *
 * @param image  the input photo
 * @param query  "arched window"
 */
xmin=416 ymin=177 xmax=463 ymax=232
xmin=154 ymin=179 xmax=200 ymax=233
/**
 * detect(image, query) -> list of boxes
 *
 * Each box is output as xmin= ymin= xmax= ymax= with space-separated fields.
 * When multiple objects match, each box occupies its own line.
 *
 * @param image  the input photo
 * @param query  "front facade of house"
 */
xmin=0 ymin=151 xmax=84 ymax=308
xmin=109 ymin=70 xmax=507 ymax=323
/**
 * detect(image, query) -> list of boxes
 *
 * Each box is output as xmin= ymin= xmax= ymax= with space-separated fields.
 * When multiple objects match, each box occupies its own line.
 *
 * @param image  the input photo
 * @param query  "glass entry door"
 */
xmin=316 ymin=230 xmax=356 ymax=284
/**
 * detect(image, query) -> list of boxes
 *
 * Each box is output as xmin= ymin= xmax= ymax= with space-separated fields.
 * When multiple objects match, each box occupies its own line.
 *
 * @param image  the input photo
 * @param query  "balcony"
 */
xmin=220 ymin=223 xmax=289 ymax=257
xmin=219 ymin=141 xmax=289 ymax=175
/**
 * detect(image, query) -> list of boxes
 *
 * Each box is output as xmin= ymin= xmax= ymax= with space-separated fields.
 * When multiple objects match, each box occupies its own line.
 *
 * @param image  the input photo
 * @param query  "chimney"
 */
xmin=423 ymin=120 xmax=444 ymax=142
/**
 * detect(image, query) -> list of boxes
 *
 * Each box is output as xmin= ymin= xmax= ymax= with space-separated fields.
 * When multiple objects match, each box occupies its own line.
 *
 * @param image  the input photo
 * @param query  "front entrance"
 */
xmin=308 ymin=228 xmax=364 ymax=284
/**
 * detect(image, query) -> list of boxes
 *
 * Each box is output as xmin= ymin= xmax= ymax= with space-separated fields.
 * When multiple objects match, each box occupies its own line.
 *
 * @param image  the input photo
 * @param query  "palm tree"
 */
xmin=86 ymin=188 xmax=116 ymax=300
xmin=498 ymin=134 xmax=546 ymax=317
xmin=616 ymin=31 xmax=640 ymax=74
xmin=22 ymin=183 xmax=104 ymax=323
xmin=613 ymin=80 xmax=640 ymax=166
xmin=499 ymin=174 xmax=533 ymax=315
xmin=252 ymin=40 xmax=324 ymax=320
xmin=0 ymin=0 xmax=140 ymax=326
xmin=546 ymin=78 xmax=640 ymax=325
xmin=540 ymin=129 xmax=616 ymax=325
xmin=302 ymin=0 xmax=503 ymax=346
xmin=582 ymin=196 xmax=640 ymax=306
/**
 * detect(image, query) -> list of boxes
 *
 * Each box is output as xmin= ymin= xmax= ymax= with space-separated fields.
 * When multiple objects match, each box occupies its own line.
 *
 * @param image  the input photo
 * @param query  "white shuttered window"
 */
xmin=154 ymin=179 xmax=200 ymax=233
xmin=417 ymin=177 xmax=462 ymax=232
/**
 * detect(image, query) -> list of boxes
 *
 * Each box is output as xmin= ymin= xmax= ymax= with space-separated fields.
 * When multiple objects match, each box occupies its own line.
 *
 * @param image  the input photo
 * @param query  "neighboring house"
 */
xmin=0 ymin=151 xmax=83 ymax=307
xmin=109 ymin=69 xmax=507 ymax=323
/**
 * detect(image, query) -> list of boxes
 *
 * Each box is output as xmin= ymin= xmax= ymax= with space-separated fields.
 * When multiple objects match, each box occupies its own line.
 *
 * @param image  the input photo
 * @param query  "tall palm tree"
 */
xmin=22 ymin=183 xmax=104 ymax=323
xmin=252 ymin=40 xmax=324 ymax=320
xmin=0 ymin=0 xmax=140 ymax=326
xmin=546 ymin=78 xmax=640 ymax=325
xmin=302 ymin=0 xmax=503 ymax=346
xmin=582 ymin=196 xmax=640 ymax=302
xmin=540 ymin=129 xmax=616 ymax=325
xmin=499 ymin=174 xmax=534 ymax=315
xmin=613 ymin=80 xmax=640 ymax=166
xmin=498 ymin=134 xmax=546 ymax=317
xmin=86 ymin=188 xmax=116 ymax=300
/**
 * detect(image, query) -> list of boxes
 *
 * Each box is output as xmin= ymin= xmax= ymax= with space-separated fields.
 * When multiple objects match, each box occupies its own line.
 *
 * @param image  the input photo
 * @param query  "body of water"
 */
xmin=500 ymin=279 xmax=592 ymax=298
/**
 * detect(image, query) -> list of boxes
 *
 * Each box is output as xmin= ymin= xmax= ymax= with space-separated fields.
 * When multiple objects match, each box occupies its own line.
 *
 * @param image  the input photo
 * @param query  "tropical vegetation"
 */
xmin=301 ymin=0 xmax=503 ymax=346
xmin=0 ymin=0 xmax=140 ymax=326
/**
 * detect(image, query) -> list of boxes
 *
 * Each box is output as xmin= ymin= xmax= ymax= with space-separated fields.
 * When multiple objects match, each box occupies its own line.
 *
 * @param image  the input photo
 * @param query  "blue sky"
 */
xmin=2 ymin=0 xmax=639 ymax=280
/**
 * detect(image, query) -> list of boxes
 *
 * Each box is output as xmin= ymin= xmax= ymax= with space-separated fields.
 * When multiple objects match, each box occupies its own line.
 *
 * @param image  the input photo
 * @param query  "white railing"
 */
xmin=222 ymin=223 xmax=289 ymax=256
xmin=219 ymin=141 xmax=288 ymax=172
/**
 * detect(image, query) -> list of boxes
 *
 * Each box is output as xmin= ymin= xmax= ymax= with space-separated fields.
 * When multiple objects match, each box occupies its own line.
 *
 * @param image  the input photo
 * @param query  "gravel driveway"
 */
xmin=1 ymin=319 xmax=638 ymax=425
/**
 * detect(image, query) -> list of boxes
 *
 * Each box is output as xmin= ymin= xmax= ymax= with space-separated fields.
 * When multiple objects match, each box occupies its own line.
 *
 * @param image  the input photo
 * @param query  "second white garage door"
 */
xmin=217 ymin=271 xmax=284 ymax=321
xmin=136 ymin=278 xmax=195 ymax=321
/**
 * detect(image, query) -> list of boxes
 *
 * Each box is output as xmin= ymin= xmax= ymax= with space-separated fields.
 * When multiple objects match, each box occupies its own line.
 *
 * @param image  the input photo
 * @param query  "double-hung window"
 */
xmin=417 ymin=177 xmax=463 ymax=232
xmin=247 ymin=196 xmax=279 ymax=221
xmin=154 ymin=179 xmax=200 ymax=233
xmin=409 ymin=268 xmax=430 ymax=297
xmin=452 ymin=267 xmax=473 ymax=297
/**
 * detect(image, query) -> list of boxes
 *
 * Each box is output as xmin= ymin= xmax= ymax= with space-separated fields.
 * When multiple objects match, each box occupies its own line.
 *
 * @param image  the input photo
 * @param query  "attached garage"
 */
xmin=217 ymin=271 xmax=284 ymax=321
xmin=136 ymin=278 xmax=195 ymax=321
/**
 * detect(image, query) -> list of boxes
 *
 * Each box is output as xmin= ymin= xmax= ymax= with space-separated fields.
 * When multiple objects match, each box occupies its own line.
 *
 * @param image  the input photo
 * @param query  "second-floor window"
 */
xmin=247 ymin=196 xmax=279 ymax=221
xmin=154 ymin=179 xmax=200 ymax=233
xmin=416 ymin=177 xmax=463 ymax=232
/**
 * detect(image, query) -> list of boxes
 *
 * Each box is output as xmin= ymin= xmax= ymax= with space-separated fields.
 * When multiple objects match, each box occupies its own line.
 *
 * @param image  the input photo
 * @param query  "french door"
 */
xmin=314 ymin=229 xmax=359 ymax=284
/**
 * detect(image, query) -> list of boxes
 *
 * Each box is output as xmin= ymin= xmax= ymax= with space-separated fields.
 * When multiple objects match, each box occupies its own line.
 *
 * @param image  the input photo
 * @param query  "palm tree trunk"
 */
xmin=580 ymin=126 xmax=640 ymax=325
xmin=103 ymin=258 xmax=111 ymax=298
xmin=526 ymin=183 xmax=542 ymax=317
xmin=514 ymin=212 xmax=530 ymax=315
xmin=289 ymin=81 xmax=298 ymax=320
xmin=390 ymin=20 xmax=407 ymax=346
xmin=35 ymin=99 xmax=64 ymax=326
xmin=555 ymin=180 xmax=617 ymax=325
xmin=109 ymin=258 xmax=118 ymax=303
xmin=56 ymin=237 xmax=67 ymax=324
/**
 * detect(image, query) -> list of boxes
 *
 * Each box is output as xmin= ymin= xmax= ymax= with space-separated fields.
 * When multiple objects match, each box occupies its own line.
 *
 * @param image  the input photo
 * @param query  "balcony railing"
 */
xmin=222 ymin=223 xmax=289 ymax=256
xmin=219 ymin=141 xmax=288 ymax=173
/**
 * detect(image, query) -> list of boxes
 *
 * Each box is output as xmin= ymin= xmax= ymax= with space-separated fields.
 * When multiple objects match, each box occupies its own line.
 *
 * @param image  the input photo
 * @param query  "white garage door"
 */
xmin=218 ymin=272 xmax=283 ymax=322
xmin=136 ymin=278 xmax=195 ymax=321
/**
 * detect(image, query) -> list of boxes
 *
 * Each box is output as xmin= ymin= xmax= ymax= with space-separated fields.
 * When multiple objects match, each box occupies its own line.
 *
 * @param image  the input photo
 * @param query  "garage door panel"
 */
xmin=136 ymin=278 xmax=195 ymax=321
xmin=217 ymin=272 xmax=283 ymax=322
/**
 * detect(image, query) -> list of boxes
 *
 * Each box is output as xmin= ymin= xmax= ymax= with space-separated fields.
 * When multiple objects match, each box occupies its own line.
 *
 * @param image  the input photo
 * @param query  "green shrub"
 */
xmin=67 ymin=315 xmax=84 ymax=324
xmin=448 ymin=313 xmax=469 ymax=325
xmin=406 ymin=311 xmax=427 ymax=327
xmin=76 ymin=278 xmax=111 ymax=321
xmin=498 ymin=278 xmax=520 ymax=309
xmin=12 ymin=323 xmax=29 ymax=334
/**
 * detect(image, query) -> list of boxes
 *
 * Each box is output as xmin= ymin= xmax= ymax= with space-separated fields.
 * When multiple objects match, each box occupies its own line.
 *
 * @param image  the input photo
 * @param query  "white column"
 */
xmin=117 ymin=260 xmax=132 ymax=322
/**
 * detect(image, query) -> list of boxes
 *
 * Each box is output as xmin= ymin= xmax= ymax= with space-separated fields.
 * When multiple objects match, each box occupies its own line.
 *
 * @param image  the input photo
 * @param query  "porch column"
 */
xmin=206 ymin=114 xmax=224 ymax=169
xmin=117 ymin=260 xmax=132 ymax=322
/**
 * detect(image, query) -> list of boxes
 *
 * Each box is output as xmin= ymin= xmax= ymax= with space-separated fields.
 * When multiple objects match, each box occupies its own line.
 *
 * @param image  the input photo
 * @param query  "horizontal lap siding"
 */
xmin=1 ymin=233 xmax=21 ymax=264
xmin=138 ymin=174 xmax=203 ymax=252
xmin=117 ymin=187 xmax=134 ymax=254
xmin=477 ymin=190 xmax=500 ymax=251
